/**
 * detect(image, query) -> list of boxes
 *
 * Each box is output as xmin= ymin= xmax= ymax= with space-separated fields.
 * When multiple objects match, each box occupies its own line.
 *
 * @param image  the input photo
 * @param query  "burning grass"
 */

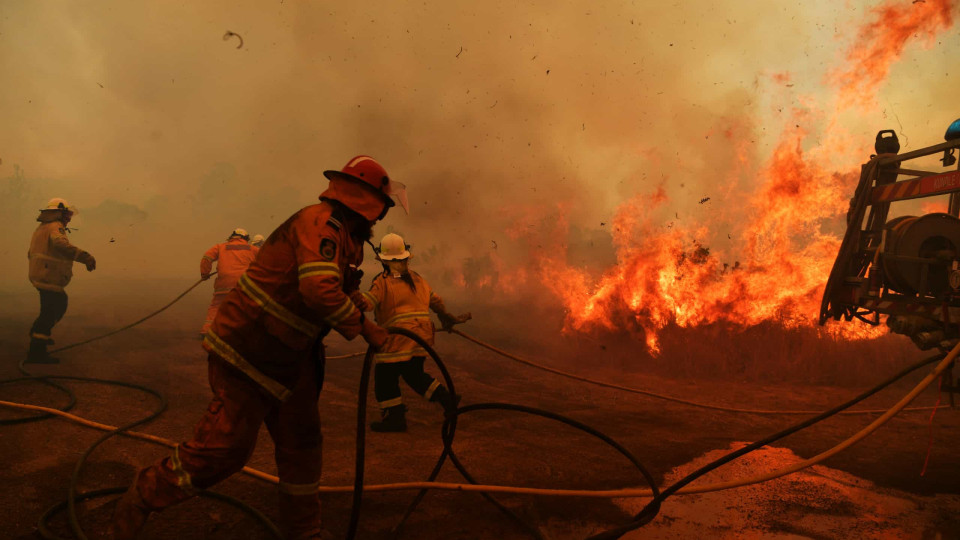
xmin=456 ymin=295 xmax=925 ymax=388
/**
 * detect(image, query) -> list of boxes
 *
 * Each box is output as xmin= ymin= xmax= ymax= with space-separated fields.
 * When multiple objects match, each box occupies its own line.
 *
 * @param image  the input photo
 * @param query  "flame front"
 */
xmin=539 ymin=0 xmax=956 ymax=352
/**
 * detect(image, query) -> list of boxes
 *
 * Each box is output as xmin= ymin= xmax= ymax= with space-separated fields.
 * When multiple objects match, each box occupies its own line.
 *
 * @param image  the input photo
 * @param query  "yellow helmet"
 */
xmin=229 ymin=228 xmax=249 ymax=240
xmin=43 ymin=198 xmax=77 ymax=214
xmin=251 ymin=234 xmax=265 ymax=246
xmin=377 ymin=233 xmax=410 ymax=261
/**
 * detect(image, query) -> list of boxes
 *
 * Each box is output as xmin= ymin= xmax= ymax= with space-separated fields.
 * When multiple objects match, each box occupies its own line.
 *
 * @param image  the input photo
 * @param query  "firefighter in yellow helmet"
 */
xmin=26 ymin=198 xmax=96 ymax=364
xmin=353 ymin=233 xmax=471 ymax=432
xmin=250 ymin=233 xmax=265 ymax=248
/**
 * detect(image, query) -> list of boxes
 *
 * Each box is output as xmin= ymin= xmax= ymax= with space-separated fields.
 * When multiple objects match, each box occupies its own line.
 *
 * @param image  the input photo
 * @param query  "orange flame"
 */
xmin=537 ymin=2 xmax=956 ymax=352
xmin=831 ymin=0 xmax=955 ymax=108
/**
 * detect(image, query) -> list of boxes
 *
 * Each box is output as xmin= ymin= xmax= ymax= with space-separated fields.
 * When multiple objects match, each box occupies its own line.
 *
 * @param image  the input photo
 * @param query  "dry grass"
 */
xmin=454 ymin=292 xmax=928 ymax=387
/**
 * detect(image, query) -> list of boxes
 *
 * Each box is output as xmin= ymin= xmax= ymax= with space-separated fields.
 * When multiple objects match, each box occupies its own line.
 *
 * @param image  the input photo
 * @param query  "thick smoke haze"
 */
xmin=1 ymin=1 xmax=957 ymax=302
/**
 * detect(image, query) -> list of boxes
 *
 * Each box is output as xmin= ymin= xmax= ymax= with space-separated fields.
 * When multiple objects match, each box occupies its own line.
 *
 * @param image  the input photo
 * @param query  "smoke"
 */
xmin=1 ymin=1 xmax=957 ymax=302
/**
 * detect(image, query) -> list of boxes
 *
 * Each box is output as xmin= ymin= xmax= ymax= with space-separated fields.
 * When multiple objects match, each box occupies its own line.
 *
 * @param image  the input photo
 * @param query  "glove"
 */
xmin=78 ymin=251 xmax=96 ymax=272
xmin=438 ymin=311 xmax=472 ymax=332
xmin=359 ymin=317 xmax=389 ymax=349
xmin=201 ymin=273 xmax=212 ymax=281
xmin=349 ymin=291 xmax=370 ymax=311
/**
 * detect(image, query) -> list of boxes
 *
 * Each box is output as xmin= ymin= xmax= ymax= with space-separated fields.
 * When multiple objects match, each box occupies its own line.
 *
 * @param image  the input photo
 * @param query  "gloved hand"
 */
xmin=360 ymin=317 xmax=389 ymax=349
xmin=438 ymin=311 xmax=472 ymax=332
xmin=78 ymin=251 xmax=96 ymax=272
xmin=350 ymin=291 xmax=370 ymax=311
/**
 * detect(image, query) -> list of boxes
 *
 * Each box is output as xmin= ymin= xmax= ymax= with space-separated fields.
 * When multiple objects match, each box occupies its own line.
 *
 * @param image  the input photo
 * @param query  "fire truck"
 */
xmin=820 ymin=119 xmax=960 ymax=396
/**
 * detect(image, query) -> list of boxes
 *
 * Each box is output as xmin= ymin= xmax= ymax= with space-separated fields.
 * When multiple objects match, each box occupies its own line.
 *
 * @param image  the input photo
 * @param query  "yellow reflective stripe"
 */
xmin=384 ymin=311 xmax=430 ymax=327
xmin=30 ymin=332 xmax=52 ymax=340
xmin=170 ymin=447 xmax=197 ymax=494
xmin=373 ymin=348 xmax=425 ymax=362
xmin=298 ymin=262 xmax=340 ymax=279
xmin=202 ymin=255 xmax=215 ymax=261
xmin=278 ymin=481 xmax=320 ymax=496
xmin=300 ymin=269 xmax=341 ymax=279
xmin=424 ymin=379 xmax=441 ymax=400
xmin=361 ymin=291 xmax=378 ymax=308
xmin=324 ymin=300 xmax=357 ymax=327
xmin=203 ymin=331 xmax=292 ymax=401
xmin=237 ymin=274 xmax=320 ymax=337
xmin=378 ymin=397 xmax=403 ymax=409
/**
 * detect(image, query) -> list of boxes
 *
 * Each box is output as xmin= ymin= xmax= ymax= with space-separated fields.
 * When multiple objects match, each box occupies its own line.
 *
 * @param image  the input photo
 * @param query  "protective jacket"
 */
xmin=201 ymin=237 xmax=259 ymax=293
xmin=27 ymin=217 xmax=93 ymax=292
xmin=204 ymin=201 xmax=366 ymax=400
xmin=360 ymin=270 xmax=447 ymax=363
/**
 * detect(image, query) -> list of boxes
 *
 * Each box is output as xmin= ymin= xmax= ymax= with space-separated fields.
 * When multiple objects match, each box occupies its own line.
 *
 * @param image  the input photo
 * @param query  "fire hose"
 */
xmin=1 ymin=276 xmax=955 ymax=538
xmin=1 ymin=336 xmax=953 ymax=538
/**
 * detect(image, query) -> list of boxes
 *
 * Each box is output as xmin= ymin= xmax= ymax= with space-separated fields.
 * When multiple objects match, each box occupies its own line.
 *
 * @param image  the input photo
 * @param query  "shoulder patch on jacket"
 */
xmin=319 ymin=238 xmax=337 ymax=261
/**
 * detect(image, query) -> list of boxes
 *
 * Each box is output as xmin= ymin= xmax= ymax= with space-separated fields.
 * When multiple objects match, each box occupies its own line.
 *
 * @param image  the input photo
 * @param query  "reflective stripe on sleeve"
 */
xmin=298 ymin=262 xmax=341 ymax=280
xmin=236 ymin=274 xmax=320 ymax=337
xmin=202 ymin=255 xmax=215 ymax=261
xmin=30 ymin=332 xmax=52 ymax=340
xmin=324 ymin=300 xmax=357 ymax=327
xmin=378 ymin=397 xmax=403 ymax=409
xmin=278 ymin=480 xmax=321 ymax=496
xmin=383 ymin=311 xmax=431 ymax=327
xmin=361 ymin=291 xmax=378 ymax=309
xmin=203 ymin=331 xmax=293 ymax=401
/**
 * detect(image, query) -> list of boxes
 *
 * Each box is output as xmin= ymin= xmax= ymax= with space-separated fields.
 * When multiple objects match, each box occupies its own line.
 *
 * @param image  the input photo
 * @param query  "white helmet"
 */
xmin=377 ymin=233 xmax=410 ymax=261
xmin=43 ymin=198 xmax=77 ymax=214
xmin=229 ymin=228 xmax=249 ymax=240
xmin=251 ymin=234 xmax=265 ymax=246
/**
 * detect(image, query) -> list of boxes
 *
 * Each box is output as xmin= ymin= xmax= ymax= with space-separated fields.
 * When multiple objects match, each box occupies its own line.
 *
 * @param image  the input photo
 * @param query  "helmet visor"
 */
xmin=385 ymin=180 xmax=409 ymax=214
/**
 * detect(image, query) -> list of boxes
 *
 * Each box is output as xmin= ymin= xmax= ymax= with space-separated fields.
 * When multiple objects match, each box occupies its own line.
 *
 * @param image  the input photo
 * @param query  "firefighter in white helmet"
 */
xmin=25 ymin=198 xmax=96 ymax=364
xmin=353 ymin=232 xmax=471 ymax=432
xmin=250 ymin=234 xmax=265 ymax=248
xmin=199 ymin=228 xmax=259 ymax=336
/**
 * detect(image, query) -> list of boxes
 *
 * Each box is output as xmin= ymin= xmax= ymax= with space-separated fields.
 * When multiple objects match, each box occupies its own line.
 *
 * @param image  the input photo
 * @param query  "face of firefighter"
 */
xmin=385 ymin=258 xmax=409 ymax=276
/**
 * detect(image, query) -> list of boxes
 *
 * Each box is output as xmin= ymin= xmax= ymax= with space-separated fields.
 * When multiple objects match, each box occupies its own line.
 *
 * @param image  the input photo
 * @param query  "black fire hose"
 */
xmin=347 ymin=328 xmax=662 ymax=540
xmin=584 ymin=349 xmax=948 ymax=540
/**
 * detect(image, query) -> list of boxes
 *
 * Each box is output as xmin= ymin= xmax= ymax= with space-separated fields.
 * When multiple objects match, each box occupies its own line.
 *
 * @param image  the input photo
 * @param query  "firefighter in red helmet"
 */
xmin=112 ymin=156 xmax=408 ymax=540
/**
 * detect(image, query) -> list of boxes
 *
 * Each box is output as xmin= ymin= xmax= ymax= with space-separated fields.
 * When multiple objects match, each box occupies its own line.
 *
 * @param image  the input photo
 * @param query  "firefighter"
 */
xmin=250 ymin=233 xmax=265 ymax=247
xmin=353 ymin=233 xmax=470 ymax=432
xmin=25 ymin=198 xmax=96 ymax=364
xmin=111 ymin=156 xmax=407 ymax=540
xmin=199 ymin=228 xmax=259 ymax=336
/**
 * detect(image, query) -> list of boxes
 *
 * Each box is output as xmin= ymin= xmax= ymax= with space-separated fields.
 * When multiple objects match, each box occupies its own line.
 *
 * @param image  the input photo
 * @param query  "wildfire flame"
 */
xmin=453 ymin=0 xmax=957 ymax=353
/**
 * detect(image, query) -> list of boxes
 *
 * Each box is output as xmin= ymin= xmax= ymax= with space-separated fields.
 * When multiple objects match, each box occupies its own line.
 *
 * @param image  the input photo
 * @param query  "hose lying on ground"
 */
xmin=450 ymin=328 xmax=946 ymax=416
xmin=3 ymin=277 xmax=955 ymax=538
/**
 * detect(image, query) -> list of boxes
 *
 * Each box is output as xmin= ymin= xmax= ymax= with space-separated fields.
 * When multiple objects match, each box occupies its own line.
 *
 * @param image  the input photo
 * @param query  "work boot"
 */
xmin=370 ymin=405 xmax=407 ymax=432
xmin=24 ymin=338 xmax=59 ymax=365
xmin=110 ymin=482 xmax=153 ymax=540
xmin=428 ymin=385 xmax=461 ymax=415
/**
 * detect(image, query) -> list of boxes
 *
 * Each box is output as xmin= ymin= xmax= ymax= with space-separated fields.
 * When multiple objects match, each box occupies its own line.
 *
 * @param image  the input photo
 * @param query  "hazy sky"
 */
xmin=2 ymin=0 xmax=957 ymax=295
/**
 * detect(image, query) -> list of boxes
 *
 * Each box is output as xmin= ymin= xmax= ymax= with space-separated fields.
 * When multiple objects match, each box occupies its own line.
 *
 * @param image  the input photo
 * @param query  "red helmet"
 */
xmin=321 ymin=156 xmax=408 ymax=221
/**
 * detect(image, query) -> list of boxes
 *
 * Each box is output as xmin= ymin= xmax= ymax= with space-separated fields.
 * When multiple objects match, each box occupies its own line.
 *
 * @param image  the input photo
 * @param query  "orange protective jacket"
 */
xmin=201 ymin=237 xmax=259 ymax=293
xmin=203 ymin=202 xmax=366 ymax=400
xmin=359 ymin=271 xmax=447 ymax=363
xmin=27 ymin=217 xmax=93 ymax=292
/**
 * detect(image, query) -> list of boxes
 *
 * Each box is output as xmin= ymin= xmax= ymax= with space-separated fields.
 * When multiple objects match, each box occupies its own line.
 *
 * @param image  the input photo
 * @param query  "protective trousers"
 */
xmin=201 ymin=291 xmax=229 ymax=335
xmin=130 ymin=354 xmax=324 ymax=540
xmin=374 ymin=356 xmax=441 ymax=409
xmin=30 ymin=289 xmax=68 ymax=341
